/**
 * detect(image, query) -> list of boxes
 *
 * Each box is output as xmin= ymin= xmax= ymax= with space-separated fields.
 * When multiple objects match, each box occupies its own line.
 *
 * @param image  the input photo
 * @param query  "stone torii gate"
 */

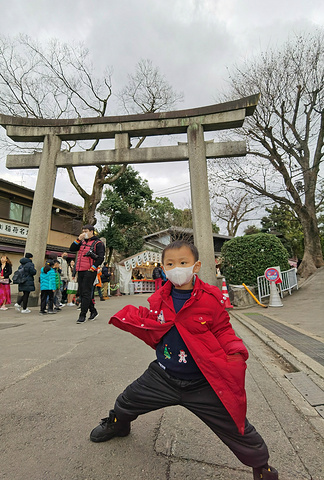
xmin=0 ymin=94 xmax=259 ymax=304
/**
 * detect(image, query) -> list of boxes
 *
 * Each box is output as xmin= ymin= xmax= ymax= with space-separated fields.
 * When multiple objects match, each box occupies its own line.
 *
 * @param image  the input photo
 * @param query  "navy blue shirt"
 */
xmin=156 ymin=286 xmax=204 ymax=380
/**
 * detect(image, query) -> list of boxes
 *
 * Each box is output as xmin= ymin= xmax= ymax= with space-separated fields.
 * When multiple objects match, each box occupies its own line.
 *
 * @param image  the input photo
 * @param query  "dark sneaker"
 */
xmin=76 ymin=314 xmax=86 ymax=324
xmin=88 ymin=310 xmax=99 ymax=321
xmin=47 ymin=310 xmax=57 ymax=314
xmin=90 ymin=410 xmax=131 ymax=443
xmin=54 ymin=307 xmax=62 ymax=311
xmin=253 ymin=466 xmax=278 ymax=480
xmin=39 ymin=311 xmax=47 ymax=315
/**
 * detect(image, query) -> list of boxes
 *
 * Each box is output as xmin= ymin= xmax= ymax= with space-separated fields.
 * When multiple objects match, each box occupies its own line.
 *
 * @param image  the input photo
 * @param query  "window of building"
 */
xmin=9 ymin=202 xmax=32 ymax=224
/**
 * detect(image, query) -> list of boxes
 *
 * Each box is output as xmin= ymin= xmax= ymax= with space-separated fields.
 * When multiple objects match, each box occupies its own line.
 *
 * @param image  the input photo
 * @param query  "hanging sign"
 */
xmin=124 ymin=260 xmax=132 ymax=271
xmin=123 ymin=251 xmax=162 ymax=270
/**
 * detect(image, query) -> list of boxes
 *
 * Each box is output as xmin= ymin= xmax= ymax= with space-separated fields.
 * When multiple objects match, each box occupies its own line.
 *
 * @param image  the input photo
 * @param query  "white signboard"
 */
xmin=0 ymin=221 xmax=29 ymax=238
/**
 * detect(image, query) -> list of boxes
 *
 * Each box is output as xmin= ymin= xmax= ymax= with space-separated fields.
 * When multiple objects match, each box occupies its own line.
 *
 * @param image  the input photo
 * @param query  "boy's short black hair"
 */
xmin=162 ymin=240 xmax=199 ymax=263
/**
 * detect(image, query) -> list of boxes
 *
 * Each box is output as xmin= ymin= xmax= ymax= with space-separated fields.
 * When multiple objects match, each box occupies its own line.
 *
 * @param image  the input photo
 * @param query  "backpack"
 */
xmin=12 ymin=265 xmax=27 ymax=285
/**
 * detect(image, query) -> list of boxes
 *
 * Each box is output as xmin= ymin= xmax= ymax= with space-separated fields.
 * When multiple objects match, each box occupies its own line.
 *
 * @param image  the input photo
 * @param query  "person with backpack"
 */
xmin=152 ymin=263 xmax=163 ymax=291
xmin=14 ymin=252 xmax=37 ymax=314
xmin=69 ymin=225 xmax=105 ymax=324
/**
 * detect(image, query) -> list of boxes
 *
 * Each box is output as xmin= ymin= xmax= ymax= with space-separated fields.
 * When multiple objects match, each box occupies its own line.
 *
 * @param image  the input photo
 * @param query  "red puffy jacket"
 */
xmin=109 ymin=276 xmax=249 ymax=434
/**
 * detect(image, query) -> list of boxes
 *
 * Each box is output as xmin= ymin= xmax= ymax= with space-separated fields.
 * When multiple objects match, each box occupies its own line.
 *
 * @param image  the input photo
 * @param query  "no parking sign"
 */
xmin=264 ymin=266 xmax=282 ymax=284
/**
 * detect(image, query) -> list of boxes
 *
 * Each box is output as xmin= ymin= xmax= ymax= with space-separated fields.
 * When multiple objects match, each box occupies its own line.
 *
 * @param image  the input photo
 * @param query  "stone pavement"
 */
xmin=0 ymin=273 xmax=324 ymax=480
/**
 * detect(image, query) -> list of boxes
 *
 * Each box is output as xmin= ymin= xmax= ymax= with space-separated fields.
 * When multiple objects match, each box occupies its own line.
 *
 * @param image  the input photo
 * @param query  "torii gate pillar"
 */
xmin=188 ymin=123 xmax=216 ymax=283
xmin=0 ymin=94 xmax=260 ymax=305
xmin=25 ymin=135 xmax=61 ymax=305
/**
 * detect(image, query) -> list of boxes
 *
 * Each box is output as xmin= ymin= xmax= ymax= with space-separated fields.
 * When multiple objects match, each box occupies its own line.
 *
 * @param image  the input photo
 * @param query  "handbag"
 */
xmin=67 ymin=281 xmax=78 ymax=292
xmin=0 ymin=278 xmax=9 ymax=284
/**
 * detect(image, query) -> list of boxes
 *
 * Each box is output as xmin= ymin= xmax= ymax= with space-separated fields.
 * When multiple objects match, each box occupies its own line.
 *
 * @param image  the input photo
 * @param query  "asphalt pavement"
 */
xmin=0 ymin=270 xmax=324 ymax=480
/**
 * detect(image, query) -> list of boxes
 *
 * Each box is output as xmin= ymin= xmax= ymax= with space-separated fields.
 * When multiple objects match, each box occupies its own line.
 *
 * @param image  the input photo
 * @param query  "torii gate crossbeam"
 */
xmin=0 ymin=94 xmax=259 ymax=305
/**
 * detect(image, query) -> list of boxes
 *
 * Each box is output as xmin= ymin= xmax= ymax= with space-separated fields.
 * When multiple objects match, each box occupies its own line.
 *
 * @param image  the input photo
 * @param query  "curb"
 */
xmin=230 ymin=310 xmax=324 ymax=383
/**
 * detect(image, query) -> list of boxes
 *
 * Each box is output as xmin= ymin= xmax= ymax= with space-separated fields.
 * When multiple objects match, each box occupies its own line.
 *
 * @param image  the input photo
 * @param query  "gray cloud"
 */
xmin=0 ymin=0 xmax=323 ymax=216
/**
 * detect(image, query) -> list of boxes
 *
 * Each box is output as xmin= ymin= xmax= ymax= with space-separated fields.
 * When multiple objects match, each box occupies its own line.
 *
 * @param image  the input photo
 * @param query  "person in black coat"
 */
xmin=152 ymin=263 xmax=163 ymax=291
xmin=101 ymin=262 xmax=111 ymax=299
xmin=15 ymin=252 xmax=37 ymax=314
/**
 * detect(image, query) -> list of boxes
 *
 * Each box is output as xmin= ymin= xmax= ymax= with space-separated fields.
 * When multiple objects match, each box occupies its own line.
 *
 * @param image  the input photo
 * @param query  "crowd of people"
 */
xmin=0 ymin=224 xmax=112 ymax=322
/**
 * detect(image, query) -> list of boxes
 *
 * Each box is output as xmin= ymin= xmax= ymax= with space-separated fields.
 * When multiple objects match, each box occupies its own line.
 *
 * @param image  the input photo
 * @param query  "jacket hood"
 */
xmin=20 ymin=257 xmax=32 ymax=265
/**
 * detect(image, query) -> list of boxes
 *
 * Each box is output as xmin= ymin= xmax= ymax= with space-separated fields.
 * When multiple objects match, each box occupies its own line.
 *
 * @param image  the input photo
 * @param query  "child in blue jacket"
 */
xmin=39 ymin=259 xmax=57 ymax=315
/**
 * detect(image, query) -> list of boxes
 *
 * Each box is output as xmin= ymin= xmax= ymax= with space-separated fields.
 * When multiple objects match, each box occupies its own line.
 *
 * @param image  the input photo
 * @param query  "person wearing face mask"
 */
xmin=57 ymin=252 xmax=69 ymax=304
xmin=69 ymin=225 xmax=105 ymax=324
xmin=89 ymin=240 xmax=278 ymax=480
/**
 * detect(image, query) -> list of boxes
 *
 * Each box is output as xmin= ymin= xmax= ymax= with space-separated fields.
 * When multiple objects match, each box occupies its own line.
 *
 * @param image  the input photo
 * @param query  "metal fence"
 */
xmin=257 ymin=268 xmax=298 ymax=303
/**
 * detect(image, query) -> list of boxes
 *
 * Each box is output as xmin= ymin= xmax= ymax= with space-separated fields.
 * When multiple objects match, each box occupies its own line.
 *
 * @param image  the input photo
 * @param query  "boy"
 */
xmin=90 ymin=241 xmax=278 ymax=480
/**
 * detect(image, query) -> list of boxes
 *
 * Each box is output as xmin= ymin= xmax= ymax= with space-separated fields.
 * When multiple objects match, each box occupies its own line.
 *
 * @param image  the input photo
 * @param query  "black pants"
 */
xmin=17 ymin=291 xmax=30 ymax=310
xmin=77 ymin=270 xmax=97 ymax=315
xmin=61 ymin=280 xmax=68 ymax=303
xmin=40 ymin=290 xmax=54 ymax=312
xmin=114 ymin=361 xmax=269 ymax=469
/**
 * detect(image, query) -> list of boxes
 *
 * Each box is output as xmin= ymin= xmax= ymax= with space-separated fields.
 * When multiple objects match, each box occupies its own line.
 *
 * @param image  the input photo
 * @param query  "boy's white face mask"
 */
xmin=164 ymin=264 xmax=196 ymax=287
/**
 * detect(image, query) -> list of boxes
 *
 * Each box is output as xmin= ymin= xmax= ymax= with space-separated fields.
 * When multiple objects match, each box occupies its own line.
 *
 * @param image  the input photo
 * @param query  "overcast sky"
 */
xmin=0 ymin=0 xmax=323 ymax=231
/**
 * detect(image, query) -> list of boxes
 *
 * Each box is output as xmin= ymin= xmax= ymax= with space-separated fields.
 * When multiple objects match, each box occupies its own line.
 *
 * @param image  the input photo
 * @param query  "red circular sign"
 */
xmin=265 ymin=267 xmax=280 ymax=282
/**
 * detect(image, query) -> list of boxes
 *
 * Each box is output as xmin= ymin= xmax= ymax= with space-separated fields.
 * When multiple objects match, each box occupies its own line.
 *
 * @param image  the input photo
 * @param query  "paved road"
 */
xmin=0 ymin=274 xmax=324 ymax=480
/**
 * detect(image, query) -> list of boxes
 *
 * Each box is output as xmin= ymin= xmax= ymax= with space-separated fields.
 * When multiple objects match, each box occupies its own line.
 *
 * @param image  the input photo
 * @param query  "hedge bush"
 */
xmin=221 ymin=233 xmax=290 ymax=286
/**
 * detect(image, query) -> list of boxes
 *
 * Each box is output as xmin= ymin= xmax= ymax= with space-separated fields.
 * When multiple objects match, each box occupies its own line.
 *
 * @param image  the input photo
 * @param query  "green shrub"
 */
xmin=221 ymin=233 xmax=290 ymax=286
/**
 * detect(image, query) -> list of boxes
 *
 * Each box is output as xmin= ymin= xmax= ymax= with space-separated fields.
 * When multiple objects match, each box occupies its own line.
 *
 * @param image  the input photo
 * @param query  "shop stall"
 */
xmin=118 ymin=250 xmax=162 ymax=294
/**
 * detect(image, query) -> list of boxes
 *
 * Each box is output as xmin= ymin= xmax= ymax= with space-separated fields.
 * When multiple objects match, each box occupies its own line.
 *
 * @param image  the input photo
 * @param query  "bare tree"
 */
xmin=117 ymin=58 xmax=183 ymax=148
xmin=118 ymin=59 xmax=183 ymax=114
xmin=210 ymin=189 xmax=259 ymax=236
xmin=218 ymin=30 xmax=324 ymax=277
xmin=0 ymin=41 xmax=183 ymax=224
xmin=0 ymin=34 xmax=126 ymax=224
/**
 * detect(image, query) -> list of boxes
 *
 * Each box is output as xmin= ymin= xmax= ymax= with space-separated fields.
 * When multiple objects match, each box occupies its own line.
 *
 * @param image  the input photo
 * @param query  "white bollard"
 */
xmin=269 ymin=281 xmax=283 ymax=307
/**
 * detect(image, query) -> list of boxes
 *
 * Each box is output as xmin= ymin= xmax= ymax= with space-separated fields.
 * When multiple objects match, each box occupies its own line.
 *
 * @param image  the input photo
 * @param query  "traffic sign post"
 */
xmin=265 ymin=267 xmax=283 ymax=307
